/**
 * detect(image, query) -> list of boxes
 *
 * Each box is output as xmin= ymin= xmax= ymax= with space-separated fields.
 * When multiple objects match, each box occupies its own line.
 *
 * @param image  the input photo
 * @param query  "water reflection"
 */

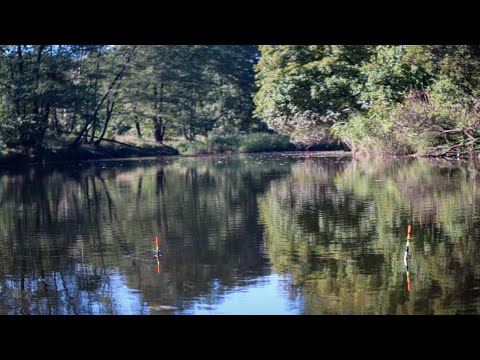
xmin=0 ymin=155 xmax=293 ymax=314
xmin=259 ymin=157 xmax=480 ymax=314
xmin=1 ymin=154 xmax=480 ymax=314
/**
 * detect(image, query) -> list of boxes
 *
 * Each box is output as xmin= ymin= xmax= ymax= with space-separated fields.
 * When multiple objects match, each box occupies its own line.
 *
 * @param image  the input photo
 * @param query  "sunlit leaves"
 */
xmin=254 ymin=45 xmax=373 ymax=145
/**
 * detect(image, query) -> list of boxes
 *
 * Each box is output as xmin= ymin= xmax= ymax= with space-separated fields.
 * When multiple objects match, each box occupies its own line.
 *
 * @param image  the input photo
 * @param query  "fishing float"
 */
xmin=404 ymin=224 xmax=412 ymax=295
xmin=155 ymin=236 xmax=161 ymax=275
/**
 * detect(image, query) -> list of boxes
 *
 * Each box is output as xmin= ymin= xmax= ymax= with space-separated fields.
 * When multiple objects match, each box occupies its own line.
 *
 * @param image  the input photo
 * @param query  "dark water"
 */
xmin=1 ymin=153 xmax=480 ymax=315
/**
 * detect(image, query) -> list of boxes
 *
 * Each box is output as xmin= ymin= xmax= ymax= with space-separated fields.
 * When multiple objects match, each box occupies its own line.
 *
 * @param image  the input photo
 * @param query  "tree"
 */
xmin=0 ymin=45 xmax=261 ymax=151
xmin=0 ymin=46 xmax=106 ymax=147
xmin=254 ymin=45 xmax=373 ymax=145
xmin=72 ymin=45 xmax=137 ymax=146
xmin=117 ymin=45 xmax=260 ymax=143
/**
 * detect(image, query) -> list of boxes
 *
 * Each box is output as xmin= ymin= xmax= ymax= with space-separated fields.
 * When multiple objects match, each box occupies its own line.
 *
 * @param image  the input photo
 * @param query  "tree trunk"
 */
xmin=53 ymin=108 xmax=63 ymax=136
xmin=152 ymin=82 xmax=166 ymax=144
xmin=154 ymin=121 xmax=165 ymax=144
xmin=88 ymin=54 xmax=102 ymax=144
xmin=134 ymin=115 xmax=142 ymax=139
xmin=88 ymin=120 xmax=97 ymax=144
xmin=37 ymin=104 xmax=51 ymax=145
xmin=132 ymin=103 xmax=142 ymax=139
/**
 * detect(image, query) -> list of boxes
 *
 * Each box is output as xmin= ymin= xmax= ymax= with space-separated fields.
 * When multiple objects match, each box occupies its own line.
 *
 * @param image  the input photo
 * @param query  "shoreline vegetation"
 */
xmin=2 ymin=45 xmax=480 ymax=164
xmin=0 ymin=133 xmax=346 ymax=167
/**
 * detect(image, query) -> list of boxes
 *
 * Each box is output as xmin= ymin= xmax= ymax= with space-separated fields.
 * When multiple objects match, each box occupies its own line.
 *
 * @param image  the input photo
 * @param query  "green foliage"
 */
xmin=0 ymin=45 xmax=105 ymax=146
xmin=171 ymin=133 xmax=294 ymax=155
xmin=238 ymin=133 xmax=294 ymax=153
xmin=331 ymin=104 xmax=401 ymax=155
xmin=8 ymin=44 xmax=480 ymax=159
xmin=0 ymin=45 xmax=262 ymax=154
xmin=118 ymin=45 xmax=260 ymax=144
xmin=172 ymin=140 xmax=209 ymax=155
xmin=255 ymin=45 xmax=480 ymax=156
xmin=254 ymin=45 xmax=373 ymax=145
xmin=333 ymin=96 xmax=480 ymax=156
xmin=359 ymin=45 xmax=433 ymax=107
xmin=258 ymin=158 xmax=480 ymax=314
xmin=171 ymin=134 xmax=241 ymax=155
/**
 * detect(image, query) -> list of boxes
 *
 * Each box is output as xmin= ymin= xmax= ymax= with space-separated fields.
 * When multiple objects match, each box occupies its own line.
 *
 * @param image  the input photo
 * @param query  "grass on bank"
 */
xmin=169 ymin=133 xmax=295 ymax=155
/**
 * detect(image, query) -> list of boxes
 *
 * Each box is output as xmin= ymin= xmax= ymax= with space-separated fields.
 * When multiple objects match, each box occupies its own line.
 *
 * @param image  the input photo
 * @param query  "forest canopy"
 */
xmin=2 ymin=45 xmax=480 ymax=160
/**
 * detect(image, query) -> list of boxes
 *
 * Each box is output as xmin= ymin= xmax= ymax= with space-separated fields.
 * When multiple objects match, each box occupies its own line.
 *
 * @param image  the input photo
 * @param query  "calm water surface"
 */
xmin=1 ymin=153 xmax=479 ymax=315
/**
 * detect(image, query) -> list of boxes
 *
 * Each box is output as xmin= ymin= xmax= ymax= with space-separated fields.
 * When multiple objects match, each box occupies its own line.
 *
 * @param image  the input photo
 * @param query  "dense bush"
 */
xmin=238 ymin=133 xmax=294 ymax=153
xmin=172 ymin=133 xmax=294 ymax=155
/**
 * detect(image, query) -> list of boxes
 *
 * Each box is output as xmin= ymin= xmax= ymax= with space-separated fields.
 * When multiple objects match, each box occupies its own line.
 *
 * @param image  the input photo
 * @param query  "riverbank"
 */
xmin=0 ymin=141 xmax=179 ymax=167
xmin=0 ymin=133 xmax=347 ymax=167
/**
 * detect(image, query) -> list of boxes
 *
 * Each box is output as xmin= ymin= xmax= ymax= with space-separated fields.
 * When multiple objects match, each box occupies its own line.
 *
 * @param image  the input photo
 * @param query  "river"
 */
xmin=1 ymin=152 xmax=479 ymax=314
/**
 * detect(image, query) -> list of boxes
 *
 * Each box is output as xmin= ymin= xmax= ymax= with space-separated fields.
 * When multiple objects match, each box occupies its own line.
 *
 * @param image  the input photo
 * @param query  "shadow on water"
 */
xmin=1 ymin=154 xmax=480 ymax=314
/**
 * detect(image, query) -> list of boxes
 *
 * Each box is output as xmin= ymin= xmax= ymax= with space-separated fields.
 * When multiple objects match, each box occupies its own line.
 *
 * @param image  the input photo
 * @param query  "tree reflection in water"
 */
xmin=0 ymin=155 xmax=291 ymax=314
xmin=1 ymin=155 xmax=480 ymax=314
xmin=259 ymin=157 xmax=480 ymax=314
